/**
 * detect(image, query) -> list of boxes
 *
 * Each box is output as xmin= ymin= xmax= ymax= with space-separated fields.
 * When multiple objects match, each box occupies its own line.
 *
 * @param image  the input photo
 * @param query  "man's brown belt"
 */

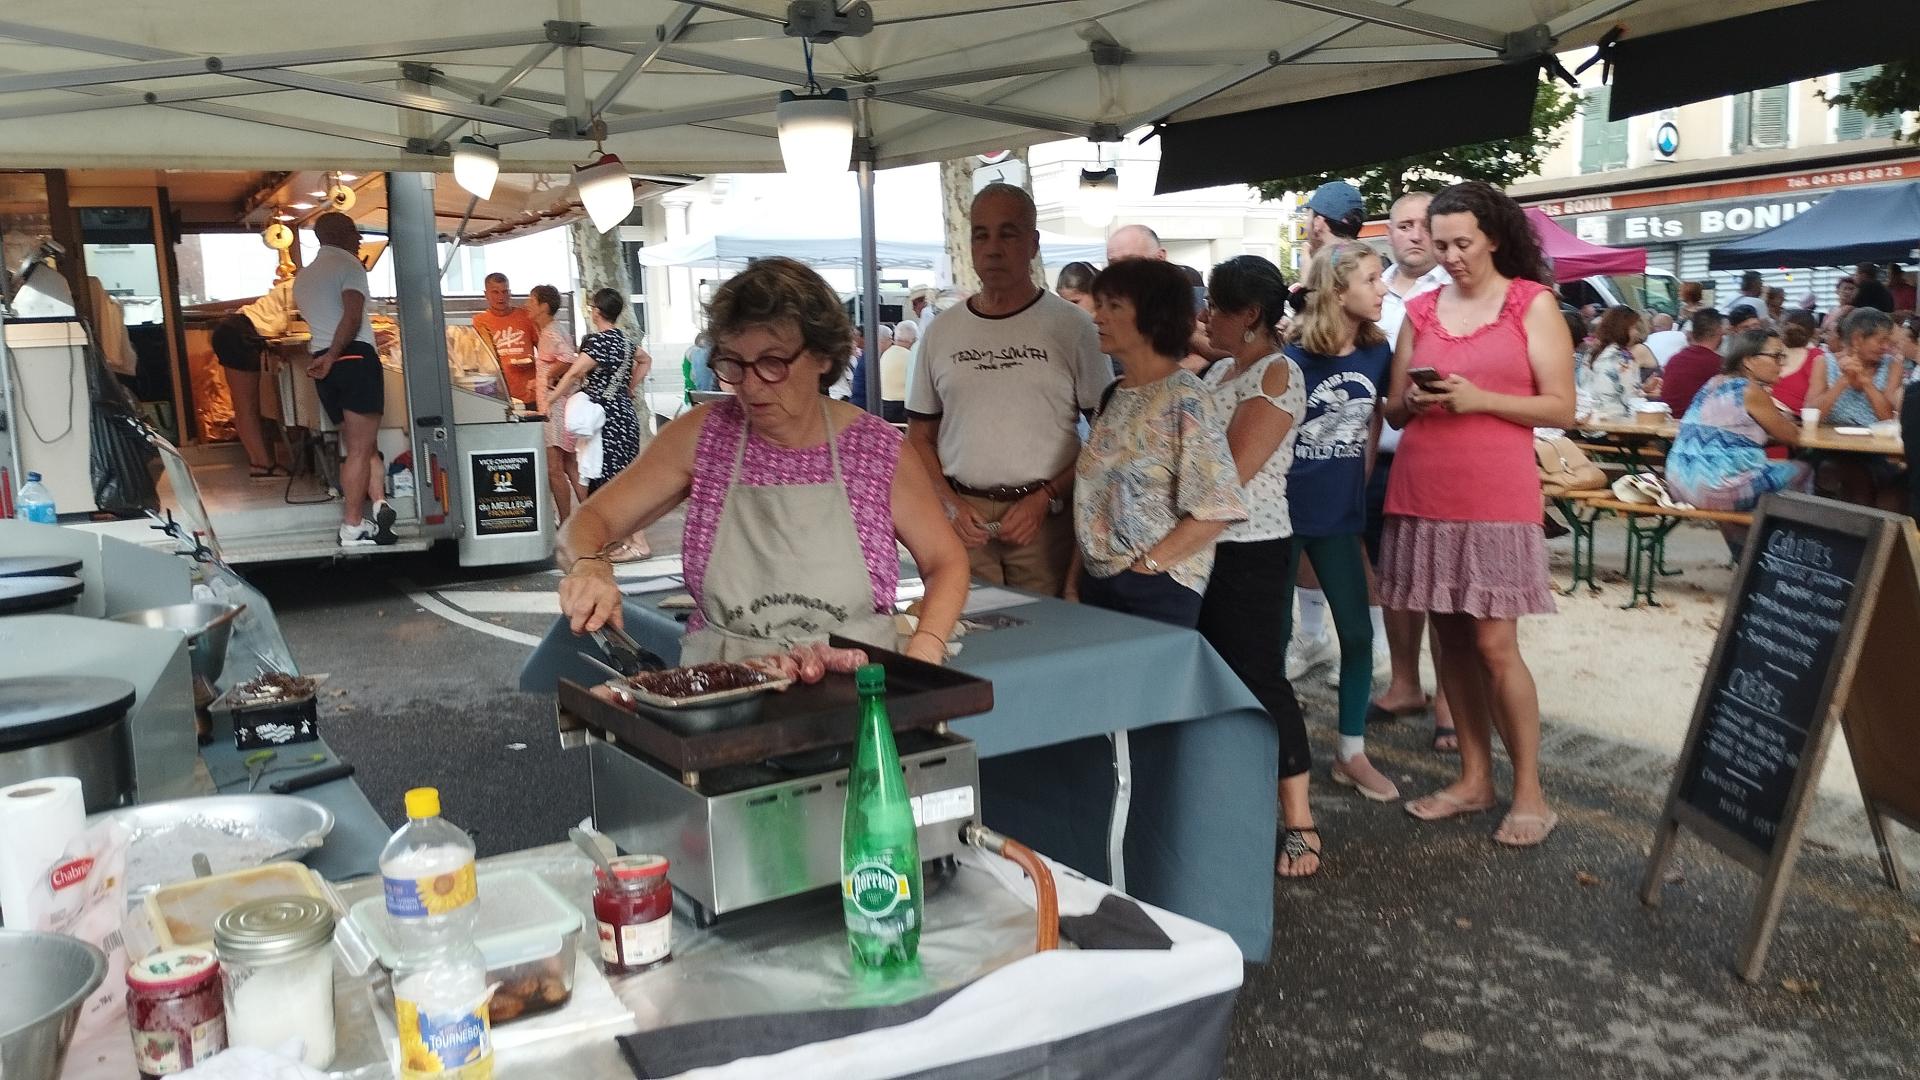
xmin=946 ymin=477 xmax=1049 ymax=502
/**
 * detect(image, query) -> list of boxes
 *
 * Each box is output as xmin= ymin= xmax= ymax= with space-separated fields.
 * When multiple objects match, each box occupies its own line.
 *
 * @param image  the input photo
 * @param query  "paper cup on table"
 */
xmin=0 ymin=776 xmax=86 ymax=928
xmin=1633 ymin=401 xmax=1673 ymax=427
xmin=1801 ymin=407 xmax=1820 ymax=429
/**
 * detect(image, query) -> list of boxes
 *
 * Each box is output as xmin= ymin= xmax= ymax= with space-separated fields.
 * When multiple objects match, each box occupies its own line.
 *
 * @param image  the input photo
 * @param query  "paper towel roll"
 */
xmin=0 ymin=776 xmax=86 ymax=929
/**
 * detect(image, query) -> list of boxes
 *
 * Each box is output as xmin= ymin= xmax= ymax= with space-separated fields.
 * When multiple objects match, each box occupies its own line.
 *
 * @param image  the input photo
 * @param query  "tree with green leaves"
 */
xmin=1823 ymin=61 xmax=1920 ymax=143
xmin=1255 ymin=80 xmax=1577 ymax=216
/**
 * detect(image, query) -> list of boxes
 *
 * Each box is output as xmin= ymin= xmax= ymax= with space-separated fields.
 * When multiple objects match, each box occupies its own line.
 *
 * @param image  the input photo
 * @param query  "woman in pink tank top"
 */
xmin=1378 ymin=182 xmax=1577 ymax=848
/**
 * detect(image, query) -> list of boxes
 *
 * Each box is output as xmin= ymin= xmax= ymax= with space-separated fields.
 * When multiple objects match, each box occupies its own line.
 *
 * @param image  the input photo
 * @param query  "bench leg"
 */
xmin=1555 ymin=499 xmax=1603 ymax=596
xmin=1623 ymin=516 xmax=1682 ymax=608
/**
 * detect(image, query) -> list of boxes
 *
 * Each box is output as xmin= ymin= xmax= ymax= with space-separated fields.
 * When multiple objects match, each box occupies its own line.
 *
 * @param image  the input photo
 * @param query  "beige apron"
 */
xmin=680 ymin=401 xmax=897 ymax=663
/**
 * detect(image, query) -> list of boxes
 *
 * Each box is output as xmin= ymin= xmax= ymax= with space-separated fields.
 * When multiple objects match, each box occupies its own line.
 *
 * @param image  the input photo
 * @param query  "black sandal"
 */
xmin=1431 ymin=726 xmax=1459 ymax=753
xmin=1276 ymin=827 xmax=1322 ymax=879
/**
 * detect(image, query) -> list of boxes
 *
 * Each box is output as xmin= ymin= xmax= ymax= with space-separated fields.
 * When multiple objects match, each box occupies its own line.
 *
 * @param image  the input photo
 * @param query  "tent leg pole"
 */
xmin=856 ymin=98 xmax=882 ymax=418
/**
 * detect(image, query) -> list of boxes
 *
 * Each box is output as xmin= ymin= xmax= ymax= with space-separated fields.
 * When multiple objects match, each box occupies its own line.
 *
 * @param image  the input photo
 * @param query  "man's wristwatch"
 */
xmin=1042 ymin=479 xmax=1065 ymax=516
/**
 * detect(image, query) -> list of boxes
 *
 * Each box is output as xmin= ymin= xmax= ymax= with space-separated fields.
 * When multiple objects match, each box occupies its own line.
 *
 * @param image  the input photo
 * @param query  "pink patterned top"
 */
xmin=1386 ymin=277 xmax=1550 ymax=524
xmin=682 ymin=399 xmax=902 ymax=631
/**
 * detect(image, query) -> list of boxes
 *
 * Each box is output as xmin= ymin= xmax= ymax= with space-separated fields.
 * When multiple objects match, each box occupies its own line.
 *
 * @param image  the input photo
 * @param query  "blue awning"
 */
xmin=1708 ymin=181 xmax=1920 ymax=271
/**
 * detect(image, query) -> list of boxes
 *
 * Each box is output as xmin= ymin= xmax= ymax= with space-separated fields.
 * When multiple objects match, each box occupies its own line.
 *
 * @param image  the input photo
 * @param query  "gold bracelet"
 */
xmin=910 ymin=629 xmax=945 ymax=645
xmin=566 ymin=552 xmax=614 ymax=575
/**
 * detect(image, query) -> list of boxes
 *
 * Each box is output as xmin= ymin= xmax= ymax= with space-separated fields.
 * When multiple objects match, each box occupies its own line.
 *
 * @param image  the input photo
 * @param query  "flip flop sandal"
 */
xmin=1365 ymin=696 xmax=1432 ymax=725
xmin=248 ymin=465 xmax=288 ymax=479
xmin=1275 ymin=827 xmax=1322 ymax=879
xmin=1404 ymin=790 xmax=1496 ymax=822
xmin=1431 ymin=725 xmax=1459 ymax=753
xmin=1493 ymin=811 xmax=1560 ymax=848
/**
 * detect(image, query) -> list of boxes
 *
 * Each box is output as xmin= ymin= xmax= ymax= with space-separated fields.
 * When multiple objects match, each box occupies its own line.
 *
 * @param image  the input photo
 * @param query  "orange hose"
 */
xmin=965 ymin=824 xmax=1059 ymax=952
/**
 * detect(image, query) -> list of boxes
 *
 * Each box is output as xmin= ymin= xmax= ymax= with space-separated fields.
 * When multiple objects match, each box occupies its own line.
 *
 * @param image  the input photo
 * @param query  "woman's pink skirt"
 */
xmin=1377 ymin=516 xmax=1556 ymax=618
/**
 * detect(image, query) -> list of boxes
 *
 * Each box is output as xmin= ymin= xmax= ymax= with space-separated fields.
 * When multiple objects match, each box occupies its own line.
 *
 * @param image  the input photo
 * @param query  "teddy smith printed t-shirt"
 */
xmin=906 ymin=290 xmax=1109 ymax=489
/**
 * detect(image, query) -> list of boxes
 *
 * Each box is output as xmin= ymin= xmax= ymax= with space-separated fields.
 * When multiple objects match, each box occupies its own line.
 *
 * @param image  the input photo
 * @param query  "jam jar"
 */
xmin=592 ymin=854 xmax=673 ymax=975
xmin=127 ymin=947 xmax=227 ymax=1078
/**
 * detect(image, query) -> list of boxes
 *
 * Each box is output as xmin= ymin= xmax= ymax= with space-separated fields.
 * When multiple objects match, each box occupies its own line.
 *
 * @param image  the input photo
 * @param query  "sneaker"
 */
xmin=371 ymin=500 xmax=399 ymax=546
xmin=338 ymin=519 xmax=377 ymax=547
xmin=1331 ymin=754 xmax=1401 ymax=802
xmin=1285 ymin=630 xmax=1337 ymax=682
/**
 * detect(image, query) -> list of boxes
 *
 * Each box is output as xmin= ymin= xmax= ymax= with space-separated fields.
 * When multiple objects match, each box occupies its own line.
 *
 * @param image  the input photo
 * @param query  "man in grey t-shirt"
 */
xmin=907 ymin=184 xmax=1109 ymax=596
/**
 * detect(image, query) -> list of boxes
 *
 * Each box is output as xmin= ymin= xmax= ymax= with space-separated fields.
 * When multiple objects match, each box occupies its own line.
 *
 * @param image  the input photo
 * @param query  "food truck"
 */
xmin=0 ymin=168 xmax=609 ymax=566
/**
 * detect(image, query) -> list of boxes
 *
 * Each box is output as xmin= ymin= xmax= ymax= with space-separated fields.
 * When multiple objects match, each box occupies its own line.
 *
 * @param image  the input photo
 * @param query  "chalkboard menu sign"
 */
xmin=1642 ymin=492 xmax=1912 ymax=982
xmin=1676 ymin=518 xmax=1867 ymax=854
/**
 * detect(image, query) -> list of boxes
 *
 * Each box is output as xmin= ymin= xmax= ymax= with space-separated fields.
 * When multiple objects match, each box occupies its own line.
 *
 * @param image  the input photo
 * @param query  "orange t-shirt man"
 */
xmin=472 ymin=307 xmax=539 ymax=403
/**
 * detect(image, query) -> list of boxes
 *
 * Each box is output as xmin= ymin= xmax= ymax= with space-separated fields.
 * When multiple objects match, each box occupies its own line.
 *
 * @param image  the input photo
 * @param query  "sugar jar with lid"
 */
xmin=592 ymin=854 xmax=673 ymax=975
xmin=127 ymin=947 xmax=227 ymax=1078
xmin=213 ymin=895 xmax=337 ymax=1069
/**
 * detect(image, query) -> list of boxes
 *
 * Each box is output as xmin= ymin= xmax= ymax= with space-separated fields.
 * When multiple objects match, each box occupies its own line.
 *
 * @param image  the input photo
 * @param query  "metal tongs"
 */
xmin=590 ymin=623 xmax=649 ymax=678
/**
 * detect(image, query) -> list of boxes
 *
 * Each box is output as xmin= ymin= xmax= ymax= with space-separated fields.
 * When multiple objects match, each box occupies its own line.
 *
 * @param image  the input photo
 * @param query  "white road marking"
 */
xmin=427 ymin=590 xmax=562 ymax=615
xmin=393 ymin=577 xmax=544 ymax=647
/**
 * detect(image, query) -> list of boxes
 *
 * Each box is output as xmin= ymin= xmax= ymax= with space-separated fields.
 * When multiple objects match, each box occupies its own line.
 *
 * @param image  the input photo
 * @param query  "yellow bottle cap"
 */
xmin=403 ymin=787 xmax=441 ymax=819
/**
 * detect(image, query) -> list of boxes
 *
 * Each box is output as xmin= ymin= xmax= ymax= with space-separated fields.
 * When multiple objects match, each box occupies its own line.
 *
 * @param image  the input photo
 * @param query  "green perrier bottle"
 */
xmin=841 ymin=663 xmax=923 ymax=975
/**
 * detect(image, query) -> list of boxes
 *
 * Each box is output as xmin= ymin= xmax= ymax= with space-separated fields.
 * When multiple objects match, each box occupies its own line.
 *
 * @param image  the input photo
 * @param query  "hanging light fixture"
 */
xmin=572 ymin=120 xmax=633 ymax=234
xmin=451 ymin=134 xmax=500 ymax=200
xmin=1079 ymin=167 xmax=1120 ymax=229
xmin=775 ymin=40 xmax=853 ymax=176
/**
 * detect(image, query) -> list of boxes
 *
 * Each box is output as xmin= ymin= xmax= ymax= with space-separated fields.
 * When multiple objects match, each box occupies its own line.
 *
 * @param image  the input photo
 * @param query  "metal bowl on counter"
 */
xmin=0 ymin=676 xmax=138 ymax=812
xmin=0 ymin=930 xmax=107 ymax=1080
xmin=108 ymin=602 xmax=246 ymax=696
xmin=92 ymin=794 xmax=335 ymax=894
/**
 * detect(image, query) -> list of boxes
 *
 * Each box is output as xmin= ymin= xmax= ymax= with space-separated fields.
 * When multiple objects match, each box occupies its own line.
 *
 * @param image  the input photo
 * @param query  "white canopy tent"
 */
xmin=0 ymin=0 xmax=1806 ymax=414
xmin=638 ymin=230 xmax=1104 ymax=269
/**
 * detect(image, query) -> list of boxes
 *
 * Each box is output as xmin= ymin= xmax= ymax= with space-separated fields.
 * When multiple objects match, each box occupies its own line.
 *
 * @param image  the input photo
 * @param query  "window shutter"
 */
xmin=1731 ymin=92 xmax=1752 ymax=152
xmin=1753 ymin=86 xmax=1789 ymax=148
xmin=1580 ymin=88 xmax=1609 ymax=173
xmin=1837 ymin=67 xmax=1899 ymax=141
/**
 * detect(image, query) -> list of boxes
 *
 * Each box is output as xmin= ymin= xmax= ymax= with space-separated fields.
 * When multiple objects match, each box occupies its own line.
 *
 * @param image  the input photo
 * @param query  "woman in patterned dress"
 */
xmin=1379 ymin=181 xmax=1576 ymax=848
xmin=552 ymin=288 xmax=651 ymax=557
xmin=1665 ymin=327 xmax=1812 ymax=520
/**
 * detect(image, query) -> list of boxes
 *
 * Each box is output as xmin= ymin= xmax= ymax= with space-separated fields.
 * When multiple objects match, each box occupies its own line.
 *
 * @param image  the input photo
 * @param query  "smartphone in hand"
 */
xmin=1408 ymin=367 xmax=1445 ymax=391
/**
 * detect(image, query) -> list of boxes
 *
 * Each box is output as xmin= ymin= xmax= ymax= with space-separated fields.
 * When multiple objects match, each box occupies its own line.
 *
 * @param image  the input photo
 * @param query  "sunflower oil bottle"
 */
xmin=380 ymin=788 xmax=492 ymax=1079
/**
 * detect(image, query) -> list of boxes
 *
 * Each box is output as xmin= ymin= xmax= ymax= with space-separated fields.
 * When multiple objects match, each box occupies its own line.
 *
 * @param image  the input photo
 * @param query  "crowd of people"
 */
xmin=1568 ymin=261 xmax=1917 ymax=518
xmin=549 ymin=167 xmax=1920 ymax=880
xmin=559 ymin=176 xmax=1582 ymax=880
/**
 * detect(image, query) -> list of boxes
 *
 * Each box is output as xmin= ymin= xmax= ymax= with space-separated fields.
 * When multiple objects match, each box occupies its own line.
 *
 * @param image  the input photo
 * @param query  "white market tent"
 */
xmin=0 ymin=1 xmax=1798 ymax=176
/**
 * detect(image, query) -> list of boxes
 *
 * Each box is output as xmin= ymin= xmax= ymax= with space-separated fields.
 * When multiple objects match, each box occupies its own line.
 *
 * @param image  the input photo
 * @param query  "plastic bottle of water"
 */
xmin=379 ymin=788 xmax=492 ymax=1080
xmin=16 ymin=472 xmax=57 ymax=524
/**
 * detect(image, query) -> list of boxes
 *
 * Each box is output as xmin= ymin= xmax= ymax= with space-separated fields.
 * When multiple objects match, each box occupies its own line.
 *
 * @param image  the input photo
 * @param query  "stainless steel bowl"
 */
xmin=0 ymin=930 xmax=107 ymax=1080
xmin=90 ymin=794 xmax=335 ymax=894
xmin=108 ymin=602 xmax=246 ymax=687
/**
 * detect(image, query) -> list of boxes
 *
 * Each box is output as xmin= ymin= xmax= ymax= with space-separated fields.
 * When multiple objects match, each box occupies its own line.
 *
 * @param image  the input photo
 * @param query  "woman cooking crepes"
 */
xmin=557 ymin=257 xmax=967 ymax=666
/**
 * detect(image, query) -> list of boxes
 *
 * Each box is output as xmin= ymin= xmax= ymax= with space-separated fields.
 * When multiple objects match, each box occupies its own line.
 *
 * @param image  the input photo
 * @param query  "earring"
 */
xmin=1242 ymin=328 xmax=1258 ymax=344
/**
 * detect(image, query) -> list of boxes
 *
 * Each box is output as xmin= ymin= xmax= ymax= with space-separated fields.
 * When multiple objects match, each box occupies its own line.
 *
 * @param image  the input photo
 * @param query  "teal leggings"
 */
xmin=1281 ymin=534 xmax=1373 ymax=739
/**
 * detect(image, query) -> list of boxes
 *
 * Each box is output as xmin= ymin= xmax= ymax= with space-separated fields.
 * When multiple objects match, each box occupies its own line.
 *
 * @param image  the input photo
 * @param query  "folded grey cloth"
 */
xmin=1058 ymin=894 xmax=1173 ymax=951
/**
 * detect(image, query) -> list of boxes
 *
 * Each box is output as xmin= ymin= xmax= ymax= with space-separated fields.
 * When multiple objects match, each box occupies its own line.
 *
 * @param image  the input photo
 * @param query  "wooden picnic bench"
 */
xmin=1549 ymin=488 xmax=1751 ymax=608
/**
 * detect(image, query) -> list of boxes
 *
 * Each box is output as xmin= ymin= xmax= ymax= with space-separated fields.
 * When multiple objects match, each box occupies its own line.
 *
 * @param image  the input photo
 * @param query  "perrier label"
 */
xmin=841 ymin=664 xmax=924 ymax=974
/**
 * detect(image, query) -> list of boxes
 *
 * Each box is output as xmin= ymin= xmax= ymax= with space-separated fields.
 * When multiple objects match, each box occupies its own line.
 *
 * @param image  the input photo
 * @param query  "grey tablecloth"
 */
xmin=519 ymin=589 xmax=1277 ymax=961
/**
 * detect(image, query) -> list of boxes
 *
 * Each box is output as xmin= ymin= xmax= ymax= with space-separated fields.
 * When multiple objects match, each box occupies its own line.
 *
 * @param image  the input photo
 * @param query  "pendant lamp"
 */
xmin=776 ymin=88 xmax=853 ymax=176
xmin=1079 ymin=167 xmax=1120 ymax=229
xmin=452 ymin=135 xmax=500 ymax=200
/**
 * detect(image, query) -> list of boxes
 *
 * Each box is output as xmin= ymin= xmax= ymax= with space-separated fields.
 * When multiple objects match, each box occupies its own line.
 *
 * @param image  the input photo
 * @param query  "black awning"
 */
xmin=1708 ymin=180 xmax=1920 ymax=270
xmin=1608 ymin=0 xmax=1920 ymax=119
xmin=1154 ymin=63 xmax=1540 ymax=195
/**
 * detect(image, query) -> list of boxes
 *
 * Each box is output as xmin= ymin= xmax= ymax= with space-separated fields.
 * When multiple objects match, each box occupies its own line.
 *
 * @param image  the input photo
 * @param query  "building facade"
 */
xmin=1514 ymin=65 xmax=1914 ymax=311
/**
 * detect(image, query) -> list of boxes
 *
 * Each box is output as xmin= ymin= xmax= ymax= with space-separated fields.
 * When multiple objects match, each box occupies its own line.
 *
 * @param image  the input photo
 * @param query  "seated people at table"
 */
xmin=209 ymin=313 xmax=281 ymax=478
xmin=1659 ymin=308 xmax=1727 ymax=419
xmin=1771 ymin=310 xmax=1822 ymax=414
xmin=877 ymin=321 xmax=916 ymax=424
xmin=529 ymin=284 xmax=583 ymax=526
xmin=1806 ymin=307 xmax=1908 ymax=509
xmin=1821 ymin=278 xmax=1857 ymax=339
xmin=1643 ymin=312 xmax=1686 ymax=367
xmin=908 ymin=184 xmax=1112 ymax=597
xmin=1579 ymin=306 xmax=1659 ymax=418
xmin=292 ymin=212 xmax=396 ymax=547
xmin=1068 ymin=258 xmax=1246 ymax=628
xmin=556 ymin=258 xmax=966 ymax=665
xmin=1380 ymin=181 xmax=1574 ymax=848
xmin=1193 ymin=255 xmax=1314 ymax=875
xmin=1665 ymin=328 xmax=1812 ymax=517
xmin=1807 ymin=307 xmax=1902 ymax=426
xmin=1281 ymin=243 xmax=1399 ymax=804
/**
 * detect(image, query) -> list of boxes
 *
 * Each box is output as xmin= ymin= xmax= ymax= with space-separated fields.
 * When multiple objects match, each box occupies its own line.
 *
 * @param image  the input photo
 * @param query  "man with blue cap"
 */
xmin=1303 ymin=180 xmax=1368 ymax=256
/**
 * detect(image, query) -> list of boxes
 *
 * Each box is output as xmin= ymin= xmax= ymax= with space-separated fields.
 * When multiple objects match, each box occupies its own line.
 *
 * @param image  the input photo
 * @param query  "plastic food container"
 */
xmin=349 ymin=867 xmax=582 ymax=1025
xmin=145 ymin=862 xmax=329 ymax=950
